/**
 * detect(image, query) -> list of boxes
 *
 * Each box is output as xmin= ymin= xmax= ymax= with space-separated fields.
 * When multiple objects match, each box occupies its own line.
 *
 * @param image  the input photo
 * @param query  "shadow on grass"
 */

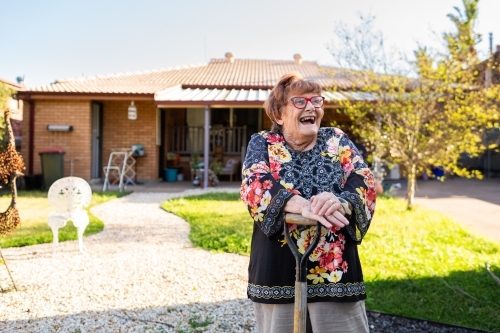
xmin=365 ymin=268 xmax=500 ymax=332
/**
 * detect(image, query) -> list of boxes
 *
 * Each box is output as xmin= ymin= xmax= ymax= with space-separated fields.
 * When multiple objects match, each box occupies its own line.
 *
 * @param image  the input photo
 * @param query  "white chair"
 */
xmin=47 ymin=177 xmax=92 ymax=253
xmin=220 ymin=159 xmax=240 ymax=181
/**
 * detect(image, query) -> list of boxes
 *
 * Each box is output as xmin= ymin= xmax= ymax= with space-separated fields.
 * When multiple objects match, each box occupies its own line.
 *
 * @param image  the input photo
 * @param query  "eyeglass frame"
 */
xmin=282 ymin=96 xmax=325 ymax=109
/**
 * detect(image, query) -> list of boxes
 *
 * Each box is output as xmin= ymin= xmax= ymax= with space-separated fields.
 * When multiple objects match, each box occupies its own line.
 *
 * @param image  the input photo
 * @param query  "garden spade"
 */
xmin=284 ymin=213 xmax=322 ymax=333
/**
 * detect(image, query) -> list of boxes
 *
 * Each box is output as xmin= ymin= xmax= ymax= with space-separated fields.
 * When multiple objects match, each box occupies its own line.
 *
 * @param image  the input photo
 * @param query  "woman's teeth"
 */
xmin=300 ymin=116 xmax=315 ymax=124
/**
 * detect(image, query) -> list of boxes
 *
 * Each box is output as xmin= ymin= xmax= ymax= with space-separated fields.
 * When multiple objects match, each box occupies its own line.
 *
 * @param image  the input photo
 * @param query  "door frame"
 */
xmin=91 ymin=102 xmax=103 ymax=179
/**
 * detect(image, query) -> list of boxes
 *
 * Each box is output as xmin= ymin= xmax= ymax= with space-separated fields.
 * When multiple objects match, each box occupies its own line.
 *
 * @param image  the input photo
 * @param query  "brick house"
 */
xmin=17 ymin=53 xmax=359 ymax=183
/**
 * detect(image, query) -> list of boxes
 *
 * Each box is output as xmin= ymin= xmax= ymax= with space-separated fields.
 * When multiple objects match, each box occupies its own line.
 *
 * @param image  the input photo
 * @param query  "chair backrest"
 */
xmin=48 ymin=177 xmax=92 ymax=214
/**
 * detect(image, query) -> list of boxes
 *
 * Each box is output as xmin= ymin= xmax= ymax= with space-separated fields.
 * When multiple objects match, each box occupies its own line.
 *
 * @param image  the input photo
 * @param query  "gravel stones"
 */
xmin=0 ymin=188 xmax=256 ymax=332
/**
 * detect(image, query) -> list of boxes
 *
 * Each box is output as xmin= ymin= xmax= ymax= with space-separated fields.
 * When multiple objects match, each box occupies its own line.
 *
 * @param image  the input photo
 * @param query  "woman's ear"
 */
xmin=276 ymin=118 xmax=283 ymax=125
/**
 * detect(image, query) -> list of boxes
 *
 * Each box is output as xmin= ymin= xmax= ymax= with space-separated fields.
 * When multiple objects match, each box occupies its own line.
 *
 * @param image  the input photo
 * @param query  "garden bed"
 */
xmin=367 ymin=311 xmax=493 ymax=333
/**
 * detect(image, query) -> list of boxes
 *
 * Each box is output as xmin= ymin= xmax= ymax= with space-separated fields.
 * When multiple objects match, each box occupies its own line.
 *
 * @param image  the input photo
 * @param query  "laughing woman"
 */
xmin=240 ymin=73 xmax=376 ymax=333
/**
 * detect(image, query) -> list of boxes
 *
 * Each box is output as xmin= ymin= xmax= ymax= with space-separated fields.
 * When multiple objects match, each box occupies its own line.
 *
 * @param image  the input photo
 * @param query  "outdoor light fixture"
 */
xmin=128 ymin=101 xmax=137 ymax=120
xmin=47 ymin=125 xmax=73 ymax=132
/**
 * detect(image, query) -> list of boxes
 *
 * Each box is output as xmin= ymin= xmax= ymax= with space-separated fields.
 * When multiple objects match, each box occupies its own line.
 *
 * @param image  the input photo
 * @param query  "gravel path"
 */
xmin=0 ymin=188 xmax=255 ymax=333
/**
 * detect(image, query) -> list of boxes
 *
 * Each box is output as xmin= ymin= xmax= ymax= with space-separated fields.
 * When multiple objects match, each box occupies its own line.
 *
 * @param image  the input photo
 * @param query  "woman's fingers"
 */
xmin=301 ymin=208 xmax=332 ymax=229
xmin=313 ymin=198 xmax=341 ymax=216
xmin=301 ymin=207 xmax=349 ymax=230
xmin=324 ymin=201 xmax=345 ymax=216
xmin=317 ymin=216 xmax=333 ymax=229
xmin=325 ymin=211 xmax=349 ymax=228
xmin=311 ymin=193 xmax=345 ymax=216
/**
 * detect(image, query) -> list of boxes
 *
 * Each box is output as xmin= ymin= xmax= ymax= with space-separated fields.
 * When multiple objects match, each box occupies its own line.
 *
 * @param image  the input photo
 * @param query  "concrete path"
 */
xmin=395 ymin=178 xmax=500 ymax=244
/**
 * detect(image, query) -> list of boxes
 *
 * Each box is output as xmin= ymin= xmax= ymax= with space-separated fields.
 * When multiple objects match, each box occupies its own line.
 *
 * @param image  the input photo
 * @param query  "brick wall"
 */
xmin=21 ymin=99 xmax=160 ymax=182
xmin=21 ymin=100 xmax=92 ymax=178
xmin=102 ymin=100 xmax=158 ymax=181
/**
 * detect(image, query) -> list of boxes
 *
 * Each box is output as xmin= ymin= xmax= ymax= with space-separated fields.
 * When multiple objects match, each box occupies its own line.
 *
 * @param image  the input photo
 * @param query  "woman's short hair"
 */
xmin=264 ymin=73 xmax=322 ymax=133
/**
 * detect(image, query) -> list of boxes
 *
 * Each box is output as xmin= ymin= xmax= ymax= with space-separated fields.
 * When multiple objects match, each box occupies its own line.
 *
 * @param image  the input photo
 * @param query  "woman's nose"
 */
xmin=304 ymin=100 xmax=315 ymax=110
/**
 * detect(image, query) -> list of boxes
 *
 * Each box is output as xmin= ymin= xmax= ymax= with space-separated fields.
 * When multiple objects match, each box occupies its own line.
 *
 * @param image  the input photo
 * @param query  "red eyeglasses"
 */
xmin=287 ymin=96 xmax=325 ymax=109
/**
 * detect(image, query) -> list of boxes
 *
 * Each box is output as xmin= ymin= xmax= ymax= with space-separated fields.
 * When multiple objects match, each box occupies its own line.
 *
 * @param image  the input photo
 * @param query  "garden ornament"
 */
xmin=47 ymin=177 xmax=92 ymax=254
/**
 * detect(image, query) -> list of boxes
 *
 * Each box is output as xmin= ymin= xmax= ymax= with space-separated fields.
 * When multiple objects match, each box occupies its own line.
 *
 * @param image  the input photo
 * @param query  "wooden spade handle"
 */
xmin=285 ymin=213 xmax=317 ymax=226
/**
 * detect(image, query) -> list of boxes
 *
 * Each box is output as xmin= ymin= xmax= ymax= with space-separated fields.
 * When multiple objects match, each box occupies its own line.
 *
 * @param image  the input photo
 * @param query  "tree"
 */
xmin=444 ymin=0 xmax=481 ymax=61
xmin=327 ymin=11 xmax=500 ymax=209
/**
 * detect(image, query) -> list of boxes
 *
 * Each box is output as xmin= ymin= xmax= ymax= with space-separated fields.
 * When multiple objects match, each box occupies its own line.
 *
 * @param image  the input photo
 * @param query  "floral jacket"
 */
xmin=240 ymin=128 xmax=376 ymax=304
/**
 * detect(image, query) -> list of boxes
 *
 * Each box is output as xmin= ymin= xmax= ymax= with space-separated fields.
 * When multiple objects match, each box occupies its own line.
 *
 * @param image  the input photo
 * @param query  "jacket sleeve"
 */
xmin=240 ymin=132 xmax=295 ymax=238
xmin=336 ymin=133 xmax=376 ymax=243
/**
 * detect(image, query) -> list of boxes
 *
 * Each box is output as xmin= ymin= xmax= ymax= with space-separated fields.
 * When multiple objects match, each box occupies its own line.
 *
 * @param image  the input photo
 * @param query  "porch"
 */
xmin=167 ymin=125 xmax=247 ymax=156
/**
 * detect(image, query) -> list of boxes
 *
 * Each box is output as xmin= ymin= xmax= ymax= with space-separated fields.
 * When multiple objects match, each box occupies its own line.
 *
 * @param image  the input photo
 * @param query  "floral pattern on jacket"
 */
xmin=241 ymin=128 xmax=376 ymax=287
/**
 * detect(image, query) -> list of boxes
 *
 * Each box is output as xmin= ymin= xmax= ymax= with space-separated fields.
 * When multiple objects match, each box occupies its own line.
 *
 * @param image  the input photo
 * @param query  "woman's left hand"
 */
xmin=310 ymin=192 xmax=345 ymax=216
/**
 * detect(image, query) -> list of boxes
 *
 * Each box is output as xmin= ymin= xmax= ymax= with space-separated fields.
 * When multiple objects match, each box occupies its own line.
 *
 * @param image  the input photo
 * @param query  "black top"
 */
xmin=240 ymin=127 xmax=376 ymax=304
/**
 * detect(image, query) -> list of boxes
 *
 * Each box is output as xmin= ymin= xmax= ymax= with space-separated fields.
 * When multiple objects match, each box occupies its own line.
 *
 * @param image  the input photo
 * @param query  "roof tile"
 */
xmin=24 ymin=58 xmax=353 ymax=95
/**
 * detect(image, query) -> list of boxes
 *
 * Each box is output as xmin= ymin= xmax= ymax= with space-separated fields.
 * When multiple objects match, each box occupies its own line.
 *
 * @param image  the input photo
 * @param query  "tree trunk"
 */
xmin=405 ymin=164 xmax=417 ymax=209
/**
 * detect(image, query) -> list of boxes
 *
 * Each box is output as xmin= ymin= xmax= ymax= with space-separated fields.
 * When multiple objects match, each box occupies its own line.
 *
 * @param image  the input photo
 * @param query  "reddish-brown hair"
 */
xmin=264 ymin=73 xmax=322 ymax=132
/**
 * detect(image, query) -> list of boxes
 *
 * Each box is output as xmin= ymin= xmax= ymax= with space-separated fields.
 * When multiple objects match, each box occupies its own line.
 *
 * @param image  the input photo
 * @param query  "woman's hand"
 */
xmin=301 ymin=204 xmax=349 ymax=230
xmin=310 ymin=192 xmax=346 ymax=216
xmin=285 ymin=194 xmax=349 ymax=230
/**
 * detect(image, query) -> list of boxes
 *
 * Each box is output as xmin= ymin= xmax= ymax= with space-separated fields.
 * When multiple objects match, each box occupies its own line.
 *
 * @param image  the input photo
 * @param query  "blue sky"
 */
xmin=2 ymin=0 xmax=500 ymax=87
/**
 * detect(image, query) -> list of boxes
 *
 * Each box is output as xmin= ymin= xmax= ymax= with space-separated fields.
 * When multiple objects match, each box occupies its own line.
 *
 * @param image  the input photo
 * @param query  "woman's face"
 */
xmin=277 ymin=91 xmax=324 ymax=140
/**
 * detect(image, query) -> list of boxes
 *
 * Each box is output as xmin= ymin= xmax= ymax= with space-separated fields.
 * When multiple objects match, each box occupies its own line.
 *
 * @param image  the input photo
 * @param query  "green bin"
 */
xmin=39 ymin=148 xmax=65 ymax=189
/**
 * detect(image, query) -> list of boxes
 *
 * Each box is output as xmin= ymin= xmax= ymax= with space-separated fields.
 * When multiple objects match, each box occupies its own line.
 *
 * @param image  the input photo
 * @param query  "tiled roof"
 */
xmin=155 ymin=85 xmax=374 ymax=105
xmin=23 ymin=58 xmax=354 ymax=95
xmin=0 ymin=77 xmax=23 ymax=90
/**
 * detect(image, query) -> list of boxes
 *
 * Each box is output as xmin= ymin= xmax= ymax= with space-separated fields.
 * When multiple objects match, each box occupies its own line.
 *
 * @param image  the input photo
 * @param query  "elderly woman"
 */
xmin=240 ymin=73 xmax=376 ymax=333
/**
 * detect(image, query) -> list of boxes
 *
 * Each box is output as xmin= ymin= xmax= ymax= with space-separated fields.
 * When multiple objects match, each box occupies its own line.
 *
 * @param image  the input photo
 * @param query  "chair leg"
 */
xmin=50 ymin=226 xmax=59 ymax=255
xmin=77 ymin=227 xmax=86 ymax=253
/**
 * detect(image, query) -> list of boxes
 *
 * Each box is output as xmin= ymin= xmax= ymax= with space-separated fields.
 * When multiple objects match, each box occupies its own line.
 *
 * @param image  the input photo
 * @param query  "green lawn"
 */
xmin=162 ymin=192 xmax=252 ymax=255
xmin=162 ymin=192 xmax=500 ymax=332
xmin=0 ymin=190 xmax=130 ymax=248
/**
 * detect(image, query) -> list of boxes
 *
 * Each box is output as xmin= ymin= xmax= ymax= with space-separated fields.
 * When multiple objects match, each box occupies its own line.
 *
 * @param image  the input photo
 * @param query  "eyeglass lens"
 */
xmin=291 ymin=96 xmax=324 ymax=108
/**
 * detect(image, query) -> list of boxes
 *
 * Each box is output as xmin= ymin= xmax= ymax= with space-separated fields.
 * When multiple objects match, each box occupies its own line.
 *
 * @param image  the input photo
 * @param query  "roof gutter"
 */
xmin=155 ymin=100 xmax=266 ymax=107
xmin=181 ymin=84 xmax=274 ymax=90
xmin=17 ymin=91 xmax=155 ymax=101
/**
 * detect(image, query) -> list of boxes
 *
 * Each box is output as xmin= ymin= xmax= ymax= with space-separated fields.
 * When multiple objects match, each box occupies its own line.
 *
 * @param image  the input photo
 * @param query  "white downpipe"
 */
xmin=204 ymin=105 xmax=210 ymax=189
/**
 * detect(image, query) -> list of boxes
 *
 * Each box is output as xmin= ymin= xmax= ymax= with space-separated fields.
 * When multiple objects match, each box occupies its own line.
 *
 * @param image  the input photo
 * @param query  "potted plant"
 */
xmin=166 ymin=152 xmax=180 ymax=166
xmin=209 ymin=160 xmax=223 ymax=175
xmin=208 ymin=161 xmax=223 ymax=186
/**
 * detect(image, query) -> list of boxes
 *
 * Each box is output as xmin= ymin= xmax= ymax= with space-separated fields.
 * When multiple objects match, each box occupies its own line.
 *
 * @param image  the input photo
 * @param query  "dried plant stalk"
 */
xmin=0 ymin=109 xmax=25 ymax=235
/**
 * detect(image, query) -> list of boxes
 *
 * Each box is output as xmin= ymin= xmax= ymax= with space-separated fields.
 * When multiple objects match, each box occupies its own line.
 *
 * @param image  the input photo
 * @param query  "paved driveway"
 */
xmin=394 ymin=178 xmax=500 ymax=244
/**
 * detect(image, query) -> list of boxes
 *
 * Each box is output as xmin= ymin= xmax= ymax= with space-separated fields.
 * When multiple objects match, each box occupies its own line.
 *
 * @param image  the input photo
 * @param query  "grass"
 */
xmin=161 ymin=192 xmax=252 ymax=255
xmin=162 ymin=192 xmax=500 ymax=332
xmin=0 ymin=190 xmax=130 ymax=248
